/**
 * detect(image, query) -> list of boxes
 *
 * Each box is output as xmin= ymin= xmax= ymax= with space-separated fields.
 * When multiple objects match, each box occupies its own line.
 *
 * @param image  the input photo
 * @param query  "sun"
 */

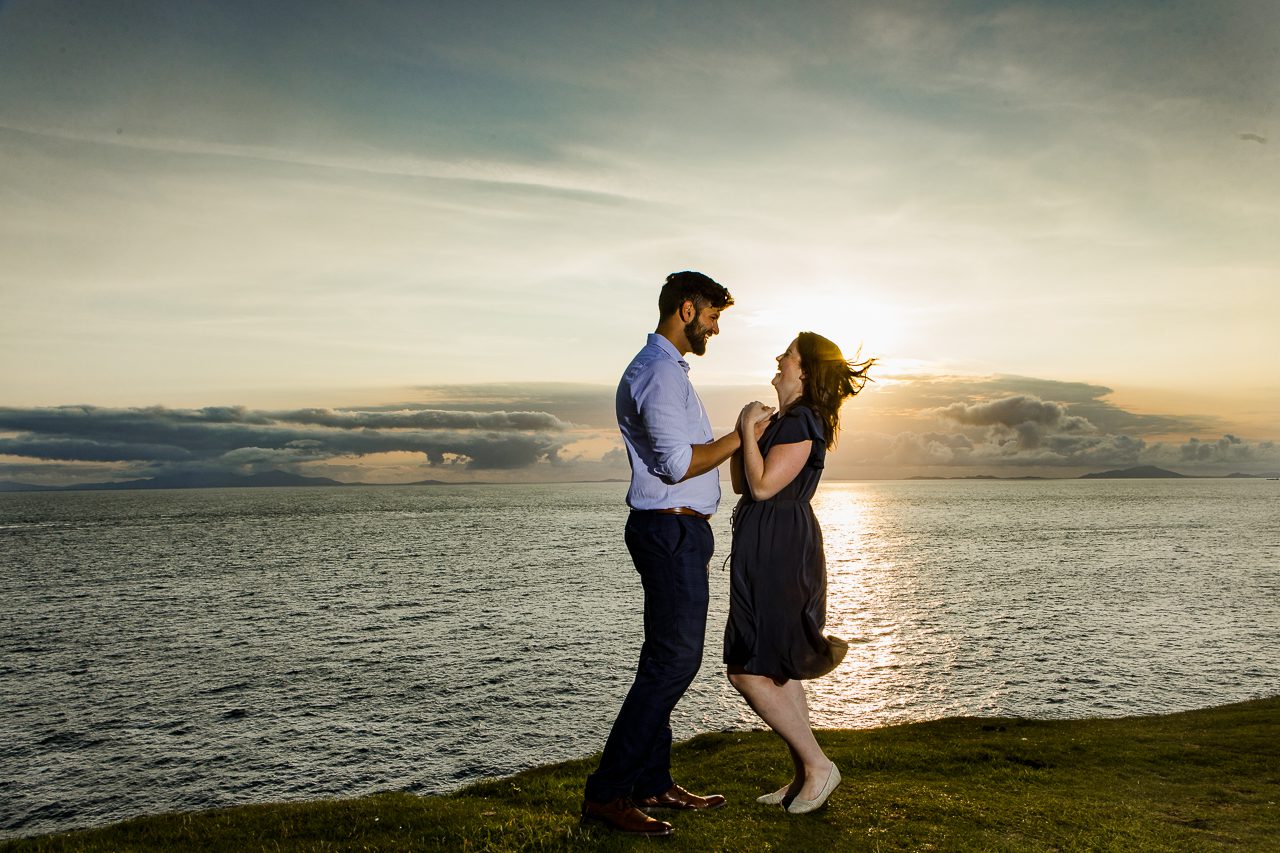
xmin=738 ymin=283 xmax=911 ymax=373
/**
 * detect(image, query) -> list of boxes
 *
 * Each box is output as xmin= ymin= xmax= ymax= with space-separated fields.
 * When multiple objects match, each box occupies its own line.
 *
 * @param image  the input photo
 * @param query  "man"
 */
xmin=582 ymin=271 xmax=744 ymax=837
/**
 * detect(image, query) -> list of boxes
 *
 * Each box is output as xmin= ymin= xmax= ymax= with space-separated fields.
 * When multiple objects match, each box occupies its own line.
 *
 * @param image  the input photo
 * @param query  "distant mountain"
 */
xmin=0 ymin=480 xmax=61 ymax=492
xmin=0 ymin=473 xmax=597 ymax=491
xmin=1227 ymin=472 xmax=1280 ymax=479
xmin=1 ymin=471 xmax=347 ymax=492
xmin=905 ymin=475 xmax=1052 ymax=481
xmin=1079 ymin=465 xmax=1186 ymax=479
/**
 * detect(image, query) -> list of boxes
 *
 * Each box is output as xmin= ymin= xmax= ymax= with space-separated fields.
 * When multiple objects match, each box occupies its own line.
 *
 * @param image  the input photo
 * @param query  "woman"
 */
xmin=724 ymin=331 xmax=874 ymax=814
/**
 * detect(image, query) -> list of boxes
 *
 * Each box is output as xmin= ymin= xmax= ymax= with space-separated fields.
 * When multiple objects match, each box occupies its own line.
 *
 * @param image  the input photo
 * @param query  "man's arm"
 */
xmin=679 ymin=431 xmax=741 ymax=482
xmin=631 ymin=360 xmax=743 ymax=485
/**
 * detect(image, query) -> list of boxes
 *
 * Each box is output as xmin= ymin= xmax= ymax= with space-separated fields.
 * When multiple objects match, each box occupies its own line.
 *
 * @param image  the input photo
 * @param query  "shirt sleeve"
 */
xmin=630 ymin=360 xmax=695 ymax=484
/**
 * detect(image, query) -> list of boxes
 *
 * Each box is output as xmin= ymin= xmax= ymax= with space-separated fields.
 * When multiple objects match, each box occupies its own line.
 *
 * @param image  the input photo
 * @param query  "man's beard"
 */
xmin=684 ymin=318 xmax=712 ymax=355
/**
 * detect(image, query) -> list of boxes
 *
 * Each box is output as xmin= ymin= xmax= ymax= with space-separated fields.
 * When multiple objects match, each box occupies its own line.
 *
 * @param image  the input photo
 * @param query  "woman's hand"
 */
xmin=739 ymin=401 xmax=775 ymax=431
xmin=737 ymin=400 xmax=808 ymax=501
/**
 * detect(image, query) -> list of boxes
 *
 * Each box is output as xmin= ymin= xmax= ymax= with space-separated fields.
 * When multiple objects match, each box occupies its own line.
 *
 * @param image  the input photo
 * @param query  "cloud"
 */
xmin=3 ymin=374 xmax=1276 ymax=486
xmin=270 ymin=407 xmax=567 ymax=432
xmin=921 ymin=391 xmax=1241 ymax=469
xmin=3 ymin=2 xmax=1277 ymax=412
xmin=0 ymin=403 xmax=570 ymax=476
xmin=888 ymin=431 xmax=973 ymax=466
xmin=411 ymin=384 xmax=618 ymax=429
xmin=1177 ymin=434 xmax=1276 ymax=464
xmin=934 ymin=394 xmax=1092 ymax=430
xmin=931 ymin=393 xmax=1094 ymax=452
xmin=841 ymin=427 xmax=1151 ymax=471
xmin=821 ymin=377 xmax=1277 ymax=476
xmin=879 ymin=375 xmax=1214 ymax=435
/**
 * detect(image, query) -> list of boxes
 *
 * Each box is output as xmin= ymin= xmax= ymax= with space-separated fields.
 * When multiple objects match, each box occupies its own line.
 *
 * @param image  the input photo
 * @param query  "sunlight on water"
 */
xmin=811 ymin=484 xmax=899 ymax=725
xmin=807 ymin=483 xmax=956 ymax=728
xmin=797 ymin=479 xmax=1280 ymax=730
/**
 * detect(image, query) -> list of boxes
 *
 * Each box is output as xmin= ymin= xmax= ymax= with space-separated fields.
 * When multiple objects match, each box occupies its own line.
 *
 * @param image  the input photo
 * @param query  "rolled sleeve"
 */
xmin=631 ymin=360 xmax=694 ymax=484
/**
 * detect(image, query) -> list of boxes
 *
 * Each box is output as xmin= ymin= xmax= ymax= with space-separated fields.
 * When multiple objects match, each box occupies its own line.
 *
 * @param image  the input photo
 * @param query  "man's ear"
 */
xmin=680 ymin=299 xmax=696 ymax=322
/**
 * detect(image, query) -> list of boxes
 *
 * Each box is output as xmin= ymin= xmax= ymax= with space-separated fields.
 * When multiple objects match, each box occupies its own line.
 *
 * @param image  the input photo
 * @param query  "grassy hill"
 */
xmin=4 ymin=698 xmax=1277 ymax=852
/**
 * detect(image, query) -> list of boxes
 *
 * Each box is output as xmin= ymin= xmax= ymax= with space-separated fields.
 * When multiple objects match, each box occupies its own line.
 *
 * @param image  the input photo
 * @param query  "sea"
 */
xmin=1 ymin=479 xmax=1277 ymax=839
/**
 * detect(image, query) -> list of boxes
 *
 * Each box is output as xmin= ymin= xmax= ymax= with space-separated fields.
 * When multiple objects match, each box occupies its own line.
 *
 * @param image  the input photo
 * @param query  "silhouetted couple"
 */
xmin=582 ymin=271 xmax=873 ymax=837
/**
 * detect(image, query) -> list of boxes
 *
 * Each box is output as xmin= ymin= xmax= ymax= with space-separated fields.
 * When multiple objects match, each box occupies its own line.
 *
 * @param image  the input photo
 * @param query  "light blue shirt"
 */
xmin=616 ymin=333 xmax=721 ymax=516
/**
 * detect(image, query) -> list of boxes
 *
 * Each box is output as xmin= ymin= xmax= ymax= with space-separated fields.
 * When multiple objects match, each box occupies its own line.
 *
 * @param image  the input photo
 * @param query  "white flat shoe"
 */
xmin=786 ymin=763 xmax=841 ymax=814
xmin=755 ymin=782 xmax=794 ymax=805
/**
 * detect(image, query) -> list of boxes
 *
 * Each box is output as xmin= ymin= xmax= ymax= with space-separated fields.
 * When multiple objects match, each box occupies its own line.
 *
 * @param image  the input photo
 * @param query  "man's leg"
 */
xmin=585 ymin=513 xmax=712 ymax=803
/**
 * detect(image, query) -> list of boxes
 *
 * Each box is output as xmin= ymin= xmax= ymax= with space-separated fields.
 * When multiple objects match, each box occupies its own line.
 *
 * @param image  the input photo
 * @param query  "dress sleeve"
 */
xmin=770 ymin=406 xmax=826 ymax=468
xmin=773 ymin=406 xmax=824 ymax=444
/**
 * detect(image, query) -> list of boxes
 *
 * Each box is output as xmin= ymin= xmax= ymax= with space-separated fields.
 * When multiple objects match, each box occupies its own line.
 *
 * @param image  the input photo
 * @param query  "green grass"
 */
xmin=5 ymin=698 xmax=1278 ymax=852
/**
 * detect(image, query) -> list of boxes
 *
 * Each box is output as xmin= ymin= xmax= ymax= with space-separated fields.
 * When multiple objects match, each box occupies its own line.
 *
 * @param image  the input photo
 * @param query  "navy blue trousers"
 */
xmin=584 ymin=512 xmax=714 ymax=803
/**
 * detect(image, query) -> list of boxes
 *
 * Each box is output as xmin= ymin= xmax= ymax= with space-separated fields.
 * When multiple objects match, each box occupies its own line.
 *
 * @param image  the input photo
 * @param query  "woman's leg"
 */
xmin=780 ymin=678 xmax=836 ymax=801
xmin=728 ymin=670 xmax=833 ymax=801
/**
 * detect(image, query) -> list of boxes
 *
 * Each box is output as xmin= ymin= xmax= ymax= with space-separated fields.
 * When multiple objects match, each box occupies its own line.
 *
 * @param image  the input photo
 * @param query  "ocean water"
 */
xmin=1 ymin=479 xmax=1277 ymax=838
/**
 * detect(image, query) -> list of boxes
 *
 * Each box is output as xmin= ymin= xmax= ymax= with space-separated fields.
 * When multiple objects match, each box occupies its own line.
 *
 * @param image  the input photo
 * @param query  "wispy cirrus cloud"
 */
xmin=2 ymin=0 xmax=1276 ymax=406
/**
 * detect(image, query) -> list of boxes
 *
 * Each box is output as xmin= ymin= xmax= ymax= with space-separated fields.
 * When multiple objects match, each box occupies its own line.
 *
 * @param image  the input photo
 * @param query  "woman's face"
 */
xmin=771 ymin=338 xmax=804 ymax=401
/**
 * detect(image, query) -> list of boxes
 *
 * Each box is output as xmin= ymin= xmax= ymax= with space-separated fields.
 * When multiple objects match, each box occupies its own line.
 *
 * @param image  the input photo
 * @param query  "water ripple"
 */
xmin=1 ymin=479 xmax=1277 ymax=839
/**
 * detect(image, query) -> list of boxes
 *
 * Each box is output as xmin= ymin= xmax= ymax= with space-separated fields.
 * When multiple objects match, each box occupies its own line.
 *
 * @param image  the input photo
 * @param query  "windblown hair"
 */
xmin=657 ymin=270 xmax=734 ymax=317
xmin=795 ymin=331 xmax=875 ymax=450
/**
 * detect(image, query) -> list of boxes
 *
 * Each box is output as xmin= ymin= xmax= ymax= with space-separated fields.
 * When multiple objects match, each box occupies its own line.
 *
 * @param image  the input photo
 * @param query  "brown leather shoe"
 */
xmin=636 ymin=784 xmax=727 ymax=811
xmin=581 ymin=797 xmax=674 ymax=837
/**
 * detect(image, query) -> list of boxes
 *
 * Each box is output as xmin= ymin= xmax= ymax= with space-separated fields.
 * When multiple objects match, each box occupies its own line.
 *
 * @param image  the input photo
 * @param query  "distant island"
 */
xmin=0 ymin=472 xmax=610 ymax=492
xmin=1079 ymin=465 xmax=1185 ymax=479
xmin=906 ymin=475 xmax=1050 ymax=481
xmin=909 ymin=465 xmax=1279 ymax=482
xmin=1 ymin=466 xmax=1276 ymax=492
xmin=0 ymin=470 xmax=345 ymax=492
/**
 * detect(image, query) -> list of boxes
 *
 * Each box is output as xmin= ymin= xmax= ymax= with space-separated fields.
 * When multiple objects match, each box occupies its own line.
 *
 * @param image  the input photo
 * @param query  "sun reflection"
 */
xmin=809 ymin=483 xmax=925 ymax=728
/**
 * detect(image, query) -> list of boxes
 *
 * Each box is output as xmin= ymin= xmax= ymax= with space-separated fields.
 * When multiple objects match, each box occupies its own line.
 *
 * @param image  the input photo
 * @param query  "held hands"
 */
xmin=738 ymin=401 xmax=776 ymax=439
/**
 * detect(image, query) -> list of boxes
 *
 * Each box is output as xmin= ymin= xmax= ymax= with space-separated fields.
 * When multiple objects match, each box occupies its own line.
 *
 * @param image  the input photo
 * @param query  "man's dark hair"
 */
xmin=657 ymin=271 xmax=733 ymax=318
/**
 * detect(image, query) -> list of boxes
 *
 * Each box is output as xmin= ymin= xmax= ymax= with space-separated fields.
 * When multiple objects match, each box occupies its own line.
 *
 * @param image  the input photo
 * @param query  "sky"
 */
xmin=1 ymin=0 xmax=1277 ymax=485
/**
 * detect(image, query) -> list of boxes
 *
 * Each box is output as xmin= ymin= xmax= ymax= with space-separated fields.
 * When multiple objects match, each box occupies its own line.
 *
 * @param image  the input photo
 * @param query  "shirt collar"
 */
xmin=646 ymin=333 xmax=690 ymax=373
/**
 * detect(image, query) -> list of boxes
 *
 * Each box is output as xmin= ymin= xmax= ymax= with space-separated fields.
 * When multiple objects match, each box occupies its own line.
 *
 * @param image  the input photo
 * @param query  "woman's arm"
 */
xmin=732 ymin=404 xmax=757 ymax=494
xmin=738 ymin=403 xmax=810 ymax=501
xmin=732 ymin=404 xmax=774 ymax=495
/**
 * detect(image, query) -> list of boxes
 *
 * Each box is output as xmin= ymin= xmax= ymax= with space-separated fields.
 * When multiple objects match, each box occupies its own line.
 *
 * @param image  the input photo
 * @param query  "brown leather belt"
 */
xmin=644 ymin=506 xmax=712 ymax=520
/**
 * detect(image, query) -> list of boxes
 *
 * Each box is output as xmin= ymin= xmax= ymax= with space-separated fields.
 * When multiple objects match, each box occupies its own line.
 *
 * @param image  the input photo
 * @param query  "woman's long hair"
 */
xmin=795 ymin=331 xmax=875 ymax=450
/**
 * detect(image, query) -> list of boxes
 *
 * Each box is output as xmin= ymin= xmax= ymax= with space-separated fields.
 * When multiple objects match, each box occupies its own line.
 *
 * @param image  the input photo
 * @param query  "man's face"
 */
xmin=683 ymin=302 xmax=722 ymax=356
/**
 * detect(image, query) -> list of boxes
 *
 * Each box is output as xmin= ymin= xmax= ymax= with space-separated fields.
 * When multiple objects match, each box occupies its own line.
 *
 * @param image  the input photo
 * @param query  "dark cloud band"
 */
xmin=0 ymin=404 xmax=569 ymax=471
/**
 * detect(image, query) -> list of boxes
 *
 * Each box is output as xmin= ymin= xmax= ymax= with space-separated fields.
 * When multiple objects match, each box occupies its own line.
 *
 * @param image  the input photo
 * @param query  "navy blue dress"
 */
xmin=723 ymin=405 xmax=847 ymax=681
